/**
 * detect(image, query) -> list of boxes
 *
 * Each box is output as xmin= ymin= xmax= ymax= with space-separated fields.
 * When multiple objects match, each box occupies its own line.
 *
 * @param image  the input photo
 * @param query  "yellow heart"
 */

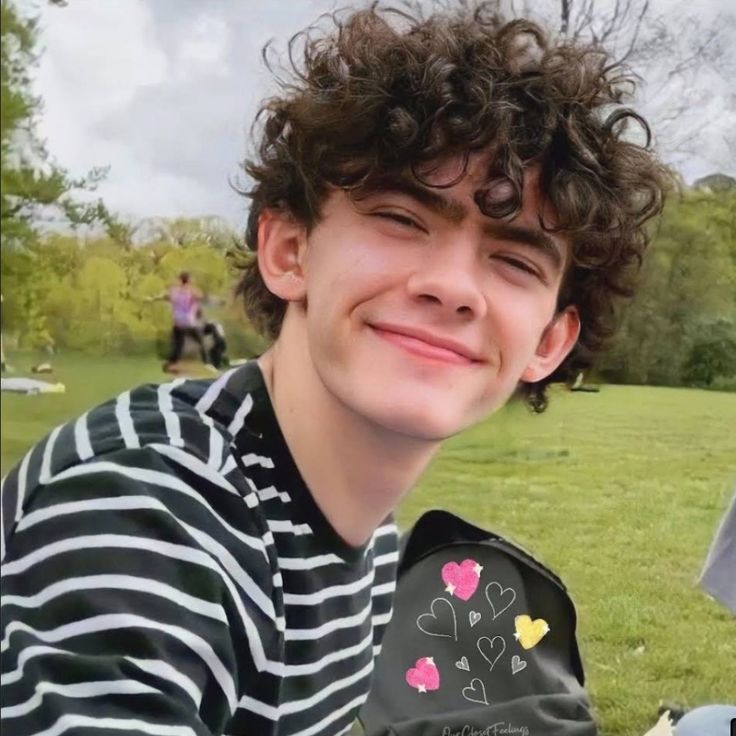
xmin=514 ymin=614 xmax=549 ymax=650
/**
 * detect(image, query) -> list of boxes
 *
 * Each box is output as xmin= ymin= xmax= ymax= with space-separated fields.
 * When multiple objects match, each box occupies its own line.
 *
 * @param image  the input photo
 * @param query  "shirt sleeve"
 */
xmin=1 ymin=446 xmax=276 ymax=736
xmin=699 ymin=489 xmax=736 ymax=615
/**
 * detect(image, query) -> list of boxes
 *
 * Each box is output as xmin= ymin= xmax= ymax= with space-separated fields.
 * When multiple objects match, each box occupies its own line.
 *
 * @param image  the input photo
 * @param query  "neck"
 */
xmin=257 ymin=321 xmax=440 ymax=547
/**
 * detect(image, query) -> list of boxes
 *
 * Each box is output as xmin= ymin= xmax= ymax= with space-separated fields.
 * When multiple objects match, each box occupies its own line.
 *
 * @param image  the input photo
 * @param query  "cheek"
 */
xmin=489 ymin=288 xmax=556 ymax=356
xmin=308 ymin=236 xmax=411 ymax=310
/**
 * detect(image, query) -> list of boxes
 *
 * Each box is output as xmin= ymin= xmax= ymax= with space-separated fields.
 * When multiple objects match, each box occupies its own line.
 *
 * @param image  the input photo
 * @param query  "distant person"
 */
xmin=0 ymin=4 xmax=671 ymax=735
xmin=202 ymin=315 xmax=229 ymax=369
xmin=192 ymin=305 xmax=230 ymax=370
xmin=160 ymin=271 xmax=210 ymax=372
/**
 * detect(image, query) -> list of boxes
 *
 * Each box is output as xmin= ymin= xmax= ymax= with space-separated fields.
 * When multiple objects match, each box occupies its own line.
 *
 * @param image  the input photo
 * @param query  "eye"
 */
xmin=372 ymin=211 xmax=425 ymax=231
xmin=492 ymin=254 xmax=541 ymax=279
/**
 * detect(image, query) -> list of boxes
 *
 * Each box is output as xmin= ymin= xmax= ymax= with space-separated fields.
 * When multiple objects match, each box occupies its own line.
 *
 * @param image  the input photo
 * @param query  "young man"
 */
xmin=0 ymin=4 xmax=669 ymax=735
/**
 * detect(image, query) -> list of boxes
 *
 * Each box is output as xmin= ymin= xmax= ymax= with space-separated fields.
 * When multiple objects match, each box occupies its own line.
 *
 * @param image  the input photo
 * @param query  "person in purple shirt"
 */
xmin=161 ymin=271 xmax=210 ymax=373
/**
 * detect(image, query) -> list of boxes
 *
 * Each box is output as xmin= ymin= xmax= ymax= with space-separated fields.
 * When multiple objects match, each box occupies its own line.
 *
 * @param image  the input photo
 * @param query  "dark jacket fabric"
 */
xmin=360 ymin=510 xmax=598 ymax=736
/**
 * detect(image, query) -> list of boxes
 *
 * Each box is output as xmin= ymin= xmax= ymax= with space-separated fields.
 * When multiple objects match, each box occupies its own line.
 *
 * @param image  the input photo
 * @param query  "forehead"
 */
xmin=364 ymin=152 xmax=556 ymax=226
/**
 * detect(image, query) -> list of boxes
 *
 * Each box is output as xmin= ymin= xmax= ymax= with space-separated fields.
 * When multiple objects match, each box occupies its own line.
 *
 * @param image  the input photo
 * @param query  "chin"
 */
xmin=375 ymin=414 xmax=461 ymax=442
xmin=375 ymin=386 xmax=516 ymax=440
xmin=316 ymin=352 xmax=506 ymax=441
xmin=360 ymin=394 xmax=475 ymax=442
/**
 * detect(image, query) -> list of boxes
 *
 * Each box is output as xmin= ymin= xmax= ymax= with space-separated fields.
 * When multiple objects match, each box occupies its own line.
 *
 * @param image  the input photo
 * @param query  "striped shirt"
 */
xmin=1 ymin=361 xmax=399 ymax=735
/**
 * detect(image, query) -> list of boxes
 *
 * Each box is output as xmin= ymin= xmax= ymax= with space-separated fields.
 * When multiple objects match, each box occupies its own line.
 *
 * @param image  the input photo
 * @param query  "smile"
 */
xmin=369 ymin=324 xmax=479 ymax=365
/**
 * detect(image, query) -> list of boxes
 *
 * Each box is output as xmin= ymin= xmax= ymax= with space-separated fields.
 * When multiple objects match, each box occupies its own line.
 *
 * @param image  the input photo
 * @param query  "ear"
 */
xmin=256 ymin=209 xmax=308 ymax=302
xmin=521 ymin=306 xmax=580 ymax=383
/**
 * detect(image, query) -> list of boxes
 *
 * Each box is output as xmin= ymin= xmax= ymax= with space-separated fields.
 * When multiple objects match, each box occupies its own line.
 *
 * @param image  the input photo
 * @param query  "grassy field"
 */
xmin=2 ymin=352 xmax=735 ymax=734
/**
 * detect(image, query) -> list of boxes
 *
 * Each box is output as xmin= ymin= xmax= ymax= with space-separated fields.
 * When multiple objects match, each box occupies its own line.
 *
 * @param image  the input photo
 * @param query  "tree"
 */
xmin=682 ymin=319 xmax=736 ymax=388
xmin=1 ymin=0 xmax=121 ymax=350
xmin=599 ymin=187 xmax=736 ymax=387
xmin=512 ymin=0 xmax=736 ymax=174
xmin=0 ymin=0 xmax=111 ymax=250
xmin=139 ymin=216 xmax=238 ymax=252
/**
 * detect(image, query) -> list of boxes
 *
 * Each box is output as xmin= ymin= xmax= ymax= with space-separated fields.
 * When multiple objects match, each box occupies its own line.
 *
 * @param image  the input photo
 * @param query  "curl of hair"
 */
xmin=233 ymin=1 xmax=673 ymax=411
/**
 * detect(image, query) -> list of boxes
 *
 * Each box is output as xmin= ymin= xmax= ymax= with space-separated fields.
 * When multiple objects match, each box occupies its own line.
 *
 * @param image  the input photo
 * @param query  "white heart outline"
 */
xmin=416 ymin=597 xmax=458 ymax=641
xmin=469 ymin=610 xmax=481 ymax=627
xmin=455 ymin=656 xmax=470 ymax=671
xmin=511 ymin=654 xmax=527 ymax=675
xmin=477 ymin=635 xmax=506 ymax=671
xmin=485 ymin=581 xmax=517 ymax=620
xmin=462 ymin=677 xmax=489 ymax=706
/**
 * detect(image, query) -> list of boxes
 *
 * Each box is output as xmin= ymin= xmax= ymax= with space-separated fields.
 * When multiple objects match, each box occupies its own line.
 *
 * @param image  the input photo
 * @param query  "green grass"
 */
xmin=3 ymin=353 xmax=735 ymax=734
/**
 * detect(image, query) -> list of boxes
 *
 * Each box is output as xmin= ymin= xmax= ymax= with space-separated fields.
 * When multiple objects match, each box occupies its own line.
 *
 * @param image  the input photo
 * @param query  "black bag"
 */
xmin=360 ymin=510 xmax=598 ymax=736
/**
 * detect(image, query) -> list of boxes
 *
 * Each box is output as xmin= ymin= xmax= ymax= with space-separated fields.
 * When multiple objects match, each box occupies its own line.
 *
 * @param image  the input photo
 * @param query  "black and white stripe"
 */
xmin=1 ymin=364 xmax=398 ymax=735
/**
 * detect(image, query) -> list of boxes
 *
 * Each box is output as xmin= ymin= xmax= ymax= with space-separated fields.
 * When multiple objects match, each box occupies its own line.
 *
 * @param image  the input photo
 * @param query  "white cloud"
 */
xmin=26 ymin=0 xmax=354 ymax=225
xmin=170 ymin=13 xmax=231 ymax=80
xmin=32 ymin=0 xmax=174 ymax=218
xmin=25 ymin=0 xmax=736 ymax=227
xmin=37 ymin=0 xmax=167 ymax=120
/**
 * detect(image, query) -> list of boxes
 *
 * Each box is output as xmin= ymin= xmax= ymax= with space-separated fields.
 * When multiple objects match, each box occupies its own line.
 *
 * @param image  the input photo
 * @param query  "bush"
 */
xmin=682 ymin=320 xmax=736 ymax=387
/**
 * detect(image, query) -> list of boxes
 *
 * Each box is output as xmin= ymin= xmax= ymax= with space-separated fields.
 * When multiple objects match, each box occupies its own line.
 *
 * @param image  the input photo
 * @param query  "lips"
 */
xmin=369 ymin=323 xmax=481 ymax=365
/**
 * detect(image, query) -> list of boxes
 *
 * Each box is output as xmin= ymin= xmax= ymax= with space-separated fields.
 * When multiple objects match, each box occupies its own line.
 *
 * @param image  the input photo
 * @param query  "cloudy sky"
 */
xmin=24 ymin=0 xmax=736 ymax=229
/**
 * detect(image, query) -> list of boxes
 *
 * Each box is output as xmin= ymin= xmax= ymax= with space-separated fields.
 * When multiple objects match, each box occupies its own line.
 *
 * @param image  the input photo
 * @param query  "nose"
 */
xmin=405 ymin=241 xmax=487 ymax=319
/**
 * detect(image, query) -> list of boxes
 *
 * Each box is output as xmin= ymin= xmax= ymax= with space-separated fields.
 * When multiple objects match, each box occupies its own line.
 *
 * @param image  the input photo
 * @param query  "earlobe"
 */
xmin=256 ymin=209 xmax=308 ymax=302
xmin=521 ymin=307 xmax=581 ymax=383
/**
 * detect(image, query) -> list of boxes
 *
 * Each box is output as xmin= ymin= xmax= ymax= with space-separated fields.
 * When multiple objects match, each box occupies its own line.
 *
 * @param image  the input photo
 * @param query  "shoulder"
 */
xmin=1 ymin=363 xmax=278 ymax=549
xmin=0 ymin=375 xmax=261 ymax=551
xmin=6 ymin=378 xmax=229 ymax=481
xmin=1 ymin=434 xmax=280 ymax=635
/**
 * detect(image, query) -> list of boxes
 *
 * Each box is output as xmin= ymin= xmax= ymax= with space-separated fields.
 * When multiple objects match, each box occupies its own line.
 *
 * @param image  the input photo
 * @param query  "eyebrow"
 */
xmin=370 ymin=177 xmax=469 ymax=224
xmin=359 ymin=176 xmax=564 ymax=270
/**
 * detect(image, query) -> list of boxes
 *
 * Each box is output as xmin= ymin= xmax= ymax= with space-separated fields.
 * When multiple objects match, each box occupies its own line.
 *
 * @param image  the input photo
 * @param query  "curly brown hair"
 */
xmin=234 ymin=1 xmax=672 ymax=411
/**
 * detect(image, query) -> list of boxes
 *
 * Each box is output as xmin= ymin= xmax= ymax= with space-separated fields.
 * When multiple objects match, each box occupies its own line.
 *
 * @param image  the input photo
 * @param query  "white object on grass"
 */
xmin=1 ymin=378 xmax=66 ymax=395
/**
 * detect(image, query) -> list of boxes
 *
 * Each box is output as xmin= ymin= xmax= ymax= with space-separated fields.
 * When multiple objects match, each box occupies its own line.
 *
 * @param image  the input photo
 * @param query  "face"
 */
xmin=268 ymin=155 xmax=579 ymax=441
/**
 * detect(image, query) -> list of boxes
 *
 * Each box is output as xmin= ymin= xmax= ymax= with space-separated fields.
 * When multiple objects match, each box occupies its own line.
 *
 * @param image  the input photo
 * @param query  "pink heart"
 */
xmin=441 ymin=559 xmax=481 ymax=601
xmin=405 ymin=657 xmax=440 ymax=692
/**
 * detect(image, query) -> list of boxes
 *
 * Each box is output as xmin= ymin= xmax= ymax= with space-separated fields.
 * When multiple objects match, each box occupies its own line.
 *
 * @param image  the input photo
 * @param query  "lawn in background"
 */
xmin=2 ymin=352 xmax=735 ymax=735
